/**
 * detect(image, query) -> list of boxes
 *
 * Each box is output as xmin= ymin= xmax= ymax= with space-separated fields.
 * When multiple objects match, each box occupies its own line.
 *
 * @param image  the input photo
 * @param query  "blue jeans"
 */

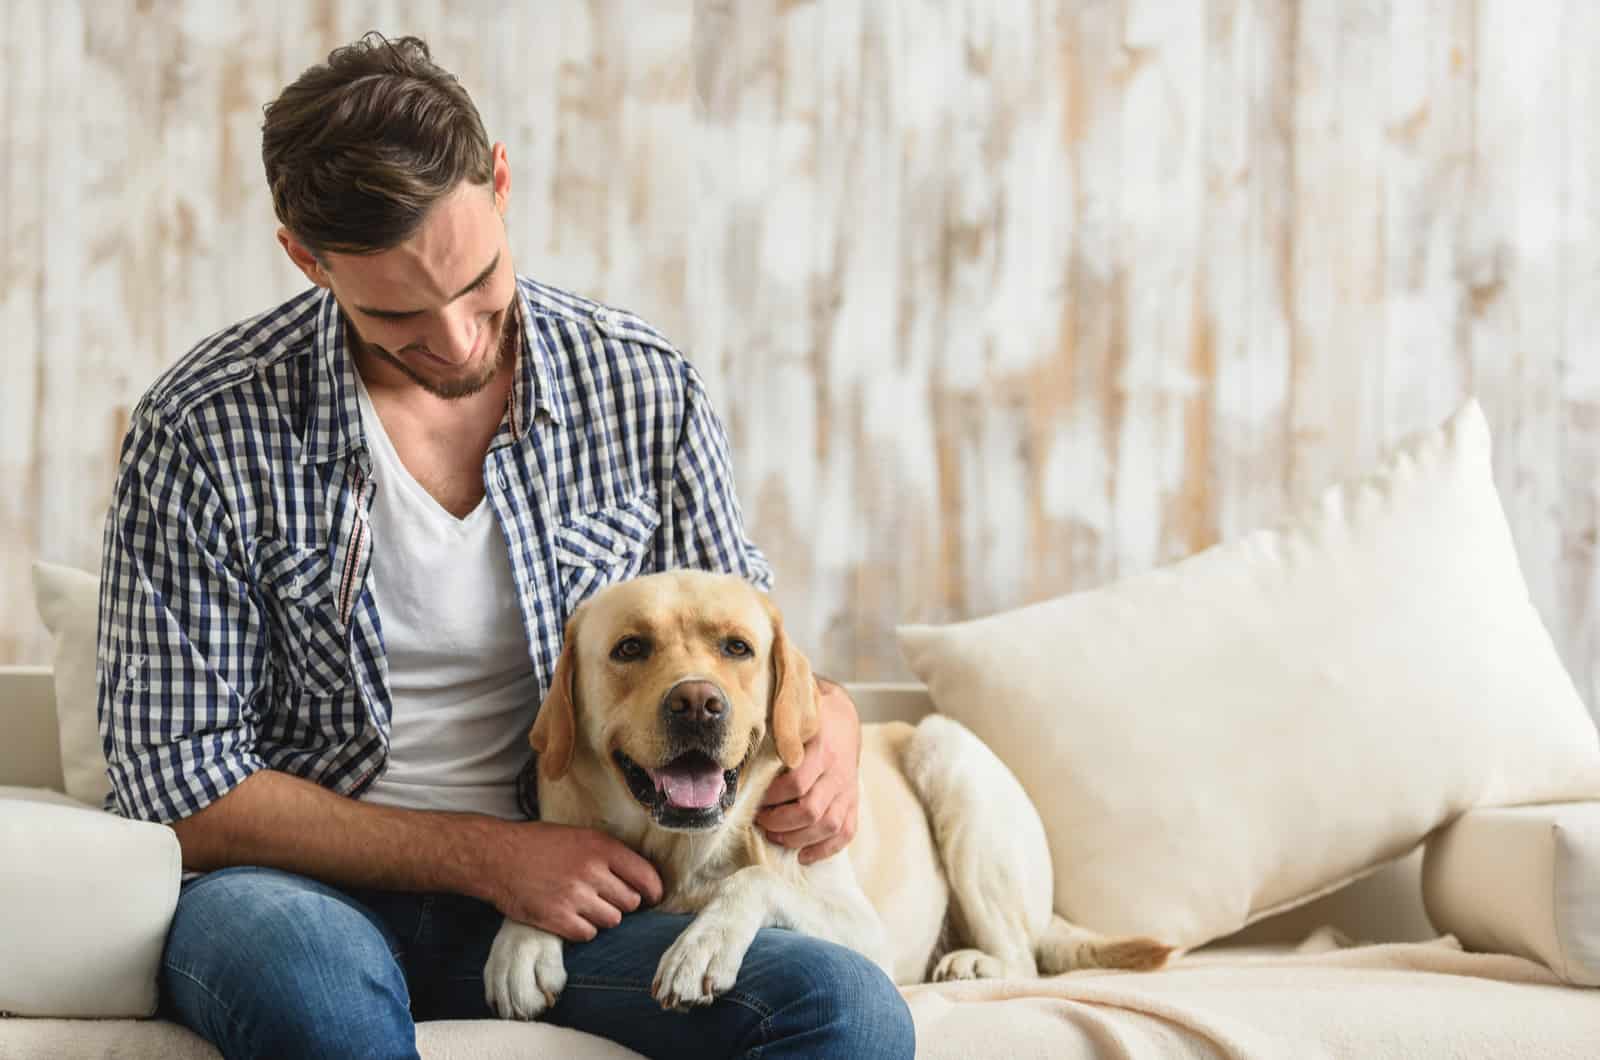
xmin=160 ymin=865 xmax=915 ymax=1059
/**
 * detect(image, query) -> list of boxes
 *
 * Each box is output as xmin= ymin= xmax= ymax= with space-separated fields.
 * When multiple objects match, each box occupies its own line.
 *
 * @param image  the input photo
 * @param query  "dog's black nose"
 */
xmin=663 ymin=680 xmax=727 ymax=728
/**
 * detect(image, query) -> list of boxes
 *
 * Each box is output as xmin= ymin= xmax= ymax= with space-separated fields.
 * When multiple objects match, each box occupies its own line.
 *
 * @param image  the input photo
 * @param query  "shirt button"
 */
xmin=229 ymin=359 xmax=252 ymax=375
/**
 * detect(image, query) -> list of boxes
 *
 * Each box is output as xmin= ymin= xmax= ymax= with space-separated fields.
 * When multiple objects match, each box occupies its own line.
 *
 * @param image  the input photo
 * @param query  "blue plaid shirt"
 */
xmin=98 ymin=276 xmax=772 ymax=824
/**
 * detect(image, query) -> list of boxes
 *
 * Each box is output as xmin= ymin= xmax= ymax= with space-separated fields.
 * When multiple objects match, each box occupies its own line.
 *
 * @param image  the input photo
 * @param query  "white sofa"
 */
xmin=3 ymin=664 xmax=1598 ymax=1059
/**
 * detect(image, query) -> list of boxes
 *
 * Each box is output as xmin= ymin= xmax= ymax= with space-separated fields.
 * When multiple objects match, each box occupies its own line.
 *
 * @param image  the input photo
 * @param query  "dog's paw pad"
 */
xmin=932 ymin=948 xmax=1007 ymax=981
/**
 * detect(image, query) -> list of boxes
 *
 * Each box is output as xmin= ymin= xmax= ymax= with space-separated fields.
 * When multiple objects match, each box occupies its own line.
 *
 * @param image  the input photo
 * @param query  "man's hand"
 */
xmin=755 ymin=679 xmax=862 ymax=864
xmin=486 ymin=820 xmax=664 ymax=942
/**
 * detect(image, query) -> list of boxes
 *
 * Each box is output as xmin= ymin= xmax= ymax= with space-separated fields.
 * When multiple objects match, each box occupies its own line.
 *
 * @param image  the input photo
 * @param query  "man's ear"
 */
xmin=490 ymin=141 xmax=512 ymax=215
xmin=765 ymin=598 xmax=819 ymax=770
xmin=531 ymin=613 xmax=580 ymax=782
xmin=277 ymin=228 xmax=332 ymax=290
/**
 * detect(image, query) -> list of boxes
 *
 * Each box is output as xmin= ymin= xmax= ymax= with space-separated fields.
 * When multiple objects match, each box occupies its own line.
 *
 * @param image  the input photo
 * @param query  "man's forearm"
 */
xmin=169 ymin=768 xmax=509 ymax=903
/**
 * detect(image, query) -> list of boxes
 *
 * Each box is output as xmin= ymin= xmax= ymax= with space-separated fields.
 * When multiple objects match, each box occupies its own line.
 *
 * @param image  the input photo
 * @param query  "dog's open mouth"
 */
xmin=614 ymin=749 xmax=740 ymax=829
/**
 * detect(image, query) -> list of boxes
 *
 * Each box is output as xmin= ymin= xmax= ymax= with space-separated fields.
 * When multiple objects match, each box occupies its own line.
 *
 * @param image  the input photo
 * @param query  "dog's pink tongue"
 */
xmin=647 ymin=761 xmax=726 ymax=809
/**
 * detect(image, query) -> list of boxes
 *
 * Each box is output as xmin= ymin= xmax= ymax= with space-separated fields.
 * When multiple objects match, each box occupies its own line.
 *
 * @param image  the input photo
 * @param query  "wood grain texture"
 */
xmin=3 ymin=0 xmax=1597 ymax=722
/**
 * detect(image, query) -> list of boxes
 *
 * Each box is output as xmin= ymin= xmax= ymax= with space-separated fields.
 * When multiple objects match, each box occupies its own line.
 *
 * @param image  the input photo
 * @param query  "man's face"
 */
xmin=285 ymin=164 xmax=519 ymax=401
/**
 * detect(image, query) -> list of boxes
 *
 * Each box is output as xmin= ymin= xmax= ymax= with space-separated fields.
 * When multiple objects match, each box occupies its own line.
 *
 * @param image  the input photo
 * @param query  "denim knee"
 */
xmin=755 ymin=931 xmax=915 ymax=1059
xmin=161 ymin=866 xmax=417 ymax=1060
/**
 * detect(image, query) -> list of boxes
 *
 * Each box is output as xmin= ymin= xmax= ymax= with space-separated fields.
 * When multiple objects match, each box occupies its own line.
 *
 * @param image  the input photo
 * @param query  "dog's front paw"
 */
xmin=484 ymin=920 xmax=567 ymax=1020
xmin=651 ymin=919 xmax=752 ymax=1011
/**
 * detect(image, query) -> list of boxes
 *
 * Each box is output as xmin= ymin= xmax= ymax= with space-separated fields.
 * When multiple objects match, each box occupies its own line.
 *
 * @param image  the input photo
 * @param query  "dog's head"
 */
xmin=529 ymin=570 xmax=818 ymax=832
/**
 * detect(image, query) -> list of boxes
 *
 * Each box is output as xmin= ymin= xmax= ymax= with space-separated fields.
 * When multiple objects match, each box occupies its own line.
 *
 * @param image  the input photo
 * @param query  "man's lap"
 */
xmin=162 ymin=866 xmax=912 ymax=1059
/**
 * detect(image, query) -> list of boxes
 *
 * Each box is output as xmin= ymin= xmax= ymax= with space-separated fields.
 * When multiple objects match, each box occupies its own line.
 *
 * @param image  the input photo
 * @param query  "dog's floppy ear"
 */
xmin=764 ymin=598 xmax=819 ymax=770
xmin=531 ymin=612 xmax=581 ymax=782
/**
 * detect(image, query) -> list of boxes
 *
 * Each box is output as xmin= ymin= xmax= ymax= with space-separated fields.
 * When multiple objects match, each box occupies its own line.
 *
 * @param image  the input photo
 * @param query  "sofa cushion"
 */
xmin=0 ymin=1016 xmax=646 ymax=1059
xmin=897 ymin=401 xmax=1600 ymax=950
xmin=0 ymin=787 xmax=180 ymax=1017
xmin=1424 ymin=802 xmax=1600 ymax=985
xmin=31 ymin=560 xmax=108 ymax=806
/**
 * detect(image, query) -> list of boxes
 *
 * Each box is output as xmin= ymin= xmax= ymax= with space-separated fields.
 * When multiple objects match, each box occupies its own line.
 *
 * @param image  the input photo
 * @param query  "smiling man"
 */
xmin=96 ymin=32 xmax=912 ymax=1060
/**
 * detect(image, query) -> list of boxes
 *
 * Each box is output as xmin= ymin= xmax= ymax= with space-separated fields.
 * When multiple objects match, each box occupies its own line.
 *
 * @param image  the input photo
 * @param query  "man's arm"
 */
xmin=171 ymin=771 xmax=660 ymax=940
xmin=171 ymin=769 xmax=498 ymax=895
xmin=98 ymin=407 xmax=269 ymax=823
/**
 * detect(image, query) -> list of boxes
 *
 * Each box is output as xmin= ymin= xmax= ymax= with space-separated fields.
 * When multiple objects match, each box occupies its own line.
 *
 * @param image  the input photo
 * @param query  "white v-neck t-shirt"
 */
xmin=353 ymin=371 xmax=535 ymax=820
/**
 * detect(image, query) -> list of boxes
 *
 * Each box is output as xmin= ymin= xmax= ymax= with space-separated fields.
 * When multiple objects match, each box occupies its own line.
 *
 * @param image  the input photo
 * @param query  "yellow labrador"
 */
xmin=485 ymin=570 xmax=1170 ymax=1017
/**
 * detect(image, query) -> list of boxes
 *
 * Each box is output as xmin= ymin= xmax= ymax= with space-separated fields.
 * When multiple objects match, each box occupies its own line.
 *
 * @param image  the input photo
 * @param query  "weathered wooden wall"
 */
xmin=4 ymin=1 xmax=1597 ymax=717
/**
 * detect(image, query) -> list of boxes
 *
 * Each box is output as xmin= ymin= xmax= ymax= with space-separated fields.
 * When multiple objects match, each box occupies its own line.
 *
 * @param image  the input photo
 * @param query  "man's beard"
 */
xmin=360 ymin=300 xmax=518 ymax=400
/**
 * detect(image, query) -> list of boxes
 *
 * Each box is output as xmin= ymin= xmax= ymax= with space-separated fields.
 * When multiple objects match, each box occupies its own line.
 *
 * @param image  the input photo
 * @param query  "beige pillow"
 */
xmin=897 ymin=401 xmax=1600 ymax=950
xmin=1423 ymin=803 xmax=1600 ymax=985
xmin=31 ymin=561 xmax=109 ymax=807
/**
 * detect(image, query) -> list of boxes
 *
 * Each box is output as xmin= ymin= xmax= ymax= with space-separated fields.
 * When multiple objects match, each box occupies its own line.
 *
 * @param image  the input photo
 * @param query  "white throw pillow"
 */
xmin=897 ymin=401 xmax=1600 ymax=950
xmin=30 ymin=560 xmax=109 ymax=807
xmin=0 ymin=786 xmax=180 ymax=1017
xmin=1423 ymin=803 xmax=1600 ymax=985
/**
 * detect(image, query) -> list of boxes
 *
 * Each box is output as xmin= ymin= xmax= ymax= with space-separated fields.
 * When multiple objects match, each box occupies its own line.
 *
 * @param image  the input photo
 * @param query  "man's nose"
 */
xmin=662 ymin=680 xmax=727 ymax=728
xmin=433 ymin=307 xmax=480 ymax=363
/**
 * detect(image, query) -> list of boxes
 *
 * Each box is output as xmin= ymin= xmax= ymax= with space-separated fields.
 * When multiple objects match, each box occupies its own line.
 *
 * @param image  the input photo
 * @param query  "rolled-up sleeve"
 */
xmin=668 ymin=366 xmax=774 ymax=591
xmin=97 ymin=405 xmax=268 ymax=823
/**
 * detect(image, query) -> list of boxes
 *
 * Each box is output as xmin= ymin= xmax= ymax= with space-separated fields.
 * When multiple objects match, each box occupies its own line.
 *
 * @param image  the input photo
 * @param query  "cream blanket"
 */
xmin=902 ymin=932 xmax=1600 ymax=1059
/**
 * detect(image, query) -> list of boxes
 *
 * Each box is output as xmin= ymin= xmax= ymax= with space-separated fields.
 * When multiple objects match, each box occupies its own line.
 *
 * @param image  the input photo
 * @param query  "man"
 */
xmin=97 ymin=32 xmax=914 ymax=1060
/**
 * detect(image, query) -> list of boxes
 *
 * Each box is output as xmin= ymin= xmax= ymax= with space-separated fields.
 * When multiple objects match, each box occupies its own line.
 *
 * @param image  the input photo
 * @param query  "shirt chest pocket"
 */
xmin=552 ymin=492 xmax=662 ymax=616
xmin=258 ymin=543 xmax=354 ymax=695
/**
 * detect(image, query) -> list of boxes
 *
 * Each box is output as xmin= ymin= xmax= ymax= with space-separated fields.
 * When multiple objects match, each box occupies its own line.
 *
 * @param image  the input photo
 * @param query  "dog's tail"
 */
xmin=1034 ymin=914 xmax=1175 ymax=973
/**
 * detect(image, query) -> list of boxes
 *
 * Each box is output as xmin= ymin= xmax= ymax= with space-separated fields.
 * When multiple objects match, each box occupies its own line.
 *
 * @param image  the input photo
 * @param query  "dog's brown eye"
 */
xmin=611 ymin=636 xmax=650 ymax=662
xmin=722 ymin=638 xmax=753 ymax=658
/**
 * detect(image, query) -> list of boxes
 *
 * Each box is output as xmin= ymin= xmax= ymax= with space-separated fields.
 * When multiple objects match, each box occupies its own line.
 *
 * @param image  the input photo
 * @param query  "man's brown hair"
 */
xmin=262 ymin=32 xmax=493 ymax=259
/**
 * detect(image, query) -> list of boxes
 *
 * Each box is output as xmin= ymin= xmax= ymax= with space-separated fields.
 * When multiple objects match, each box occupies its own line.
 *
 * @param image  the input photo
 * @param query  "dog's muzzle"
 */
xmin=612 ymin=680 xmax=742 ymax=830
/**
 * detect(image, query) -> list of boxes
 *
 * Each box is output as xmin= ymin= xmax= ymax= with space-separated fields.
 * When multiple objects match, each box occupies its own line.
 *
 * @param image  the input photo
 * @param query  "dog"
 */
xmin=484 ymin=570 xmax=1172 ymax=1018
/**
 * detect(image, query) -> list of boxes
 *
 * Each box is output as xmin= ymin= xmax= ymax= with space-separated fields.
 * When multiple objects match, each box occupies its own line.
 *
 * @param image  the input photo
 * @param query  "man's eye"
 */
xmin=722 ymin=638 xmax=752 ymax=658
xmin=611 ymin=636 xmax=650 ymax=662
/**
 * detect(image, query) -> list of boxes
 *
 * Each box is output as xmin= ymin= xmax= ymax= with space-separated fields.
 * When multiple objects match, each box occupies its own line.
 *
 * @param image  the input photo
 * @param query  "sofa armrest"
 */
xmin=0 ymin=787 xmax=182 ymax=1017
xmin=1423 ymin=801 xmax=1599 ymax=986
